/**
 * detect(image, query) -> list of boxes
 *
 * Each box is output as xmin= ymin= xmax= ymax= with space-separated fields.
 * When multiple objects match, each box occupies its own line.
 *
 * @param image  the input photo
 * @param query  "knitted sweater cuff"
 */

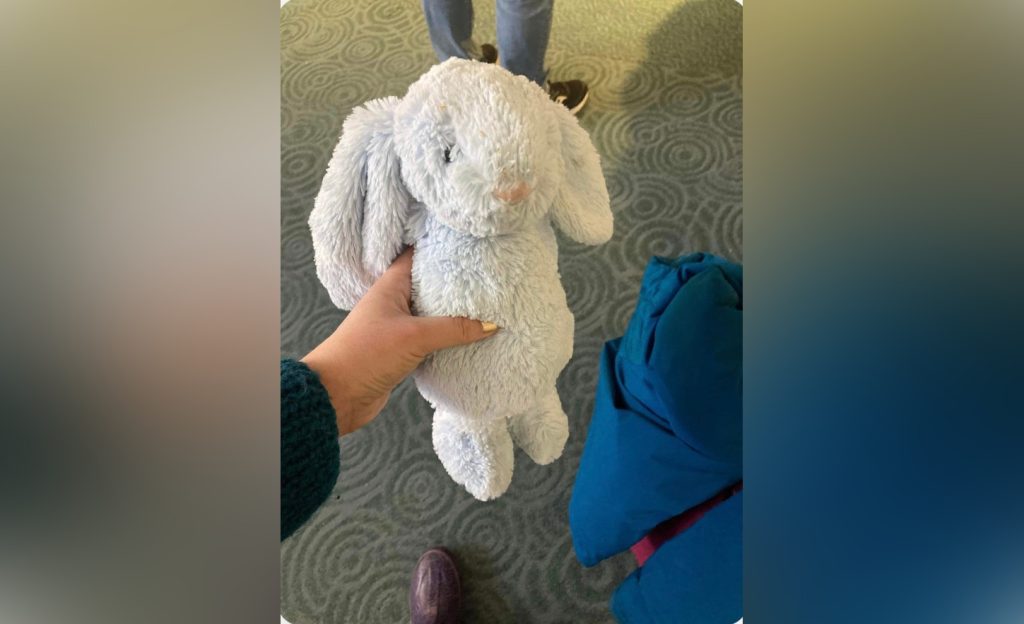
xmin=281 ymin=358 xmax=340 ymax=541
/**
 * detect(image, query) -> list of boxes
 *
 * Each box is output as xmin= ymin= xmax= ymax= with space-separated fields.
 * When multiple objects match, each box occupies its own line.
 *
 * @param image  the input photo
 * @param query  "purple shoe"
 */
xmin=409 ymin=548 xmax=462 ymax=624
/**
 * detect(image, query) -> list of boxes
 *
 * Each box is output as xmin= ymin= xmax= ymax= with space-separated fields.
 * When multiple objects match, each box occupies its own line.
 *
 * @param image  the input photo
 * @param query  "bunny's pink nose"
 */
xmin=492 ymin=181 xmax=531 ymax=204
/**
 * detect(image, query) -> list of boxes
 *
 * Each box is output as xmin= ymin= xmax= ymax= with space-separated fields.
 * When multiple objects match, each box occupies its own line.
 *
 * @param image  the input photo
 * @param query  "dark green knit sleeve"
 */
xmin=281 ymin=359 xmax=340 ymax=541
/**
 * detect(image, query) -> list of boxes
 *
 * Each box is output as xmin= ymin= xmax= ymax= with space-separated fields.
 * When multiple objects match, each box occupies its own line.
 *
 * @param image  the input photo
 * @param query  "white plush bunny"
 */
xmin=309 ymin=58 xmax=612 ymax=500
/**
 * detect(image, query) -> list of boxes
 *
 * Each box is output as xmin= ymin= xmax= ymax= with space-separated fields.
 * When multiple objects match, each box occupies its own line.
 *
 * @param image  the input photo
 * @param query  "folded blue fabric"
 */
xmin=611 ymin=493 xmax=742 ymax=624
xmin=569 ymin=253 xmax=743 ymax=622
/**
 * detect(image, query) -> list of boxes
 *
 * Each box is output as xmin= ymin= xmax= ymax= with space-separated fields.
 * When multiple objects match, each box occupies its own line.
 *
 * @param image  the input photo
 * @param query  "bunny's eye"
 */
xmin=443 ymin=146 xmax=452 ymax=164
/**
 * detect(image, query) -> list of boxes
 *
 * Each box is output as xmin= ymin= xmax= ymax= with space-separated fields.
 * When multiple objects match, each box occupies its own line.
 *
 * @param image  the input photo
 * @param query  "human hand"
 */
xmin=301 ymin=248 xmax=498 ymax=435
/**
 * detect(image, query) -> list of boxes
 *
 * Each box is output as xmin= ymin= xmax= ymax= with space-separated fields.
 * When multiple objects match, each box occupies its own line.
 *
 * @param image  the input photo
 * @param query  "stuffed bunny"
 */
xmin=309 ymin=58 xmax=613 ymax=500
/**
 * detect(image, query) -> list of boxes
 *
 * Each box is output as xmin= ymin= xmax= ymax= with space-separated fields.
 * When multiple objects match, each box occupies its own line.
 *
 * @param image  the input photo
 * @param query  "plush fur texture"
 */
xmin=309 ymin=59 xmax=612 ymax=500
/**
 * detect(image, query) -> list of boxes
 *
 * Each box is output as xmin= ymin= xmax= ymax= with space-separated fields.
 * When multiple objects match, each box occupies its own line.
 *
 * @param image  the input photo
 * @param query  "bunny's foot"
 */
xmin=509 ymin=390 xmax=569 ymax=466
xmin=432 ymin=409 xmax=514 ymax=501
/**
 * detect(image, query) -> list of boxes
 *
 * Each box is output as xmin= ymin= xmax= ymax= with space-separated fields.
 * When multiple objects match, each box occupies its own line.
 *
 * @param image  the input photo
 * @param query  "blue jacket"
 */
xmin=570 ymin=254 xmax=743 ymax=623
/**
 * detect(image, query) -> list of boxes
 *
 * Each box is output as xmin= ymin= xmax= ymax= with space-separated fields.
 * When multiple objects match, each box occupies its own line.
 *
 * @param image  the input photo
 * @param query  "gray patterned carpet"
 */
xmin=281 ymin=0 xmax=741 ymax=621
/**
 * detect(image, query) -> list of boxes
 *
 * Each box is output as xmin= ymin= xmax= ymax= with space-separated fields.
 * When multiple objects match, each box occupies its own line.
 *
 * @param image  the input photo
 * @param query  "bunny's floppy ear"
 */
xmin=549 ymin=105 xmax=614 ymax=245
xmin=309 ymin=96 xmax=413 ymax=310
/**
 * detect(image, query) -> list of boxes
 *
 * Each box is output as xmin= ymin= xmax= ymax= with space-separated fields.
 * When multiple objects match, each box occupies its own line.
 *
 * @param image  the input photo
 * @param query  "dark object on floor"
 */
xmin=410 ymin=548 xmax=463 ymax=624
xmin=548 ymin=79 xmax=590 ymax=115
xmin=480 ymin=43 xmax=498 ymax=64
xmin=570 ymin=253 xmax=743 ymax=624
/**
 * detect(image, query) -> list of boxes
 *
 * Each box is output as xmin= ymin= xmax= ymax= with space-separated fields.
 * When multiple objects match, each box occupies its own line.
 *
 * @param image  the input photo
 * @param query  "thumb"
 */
xmin=413 ymin=316 xmax=499 ymax=353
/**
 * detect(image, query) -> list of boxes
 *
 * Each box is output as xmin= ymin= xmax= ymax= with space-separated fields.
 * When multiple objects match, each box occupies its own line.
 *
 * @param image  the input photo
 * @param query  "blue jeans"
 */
xmin=421 ymin=0 xmax=552 ymax=87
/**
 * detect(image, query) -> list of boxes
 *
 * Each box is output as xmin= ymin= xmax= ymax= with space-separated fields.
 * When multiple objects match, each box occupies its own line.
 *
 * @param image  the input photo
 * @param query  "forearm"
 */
xmin=280 ymin=359 xmax=341 ymax=541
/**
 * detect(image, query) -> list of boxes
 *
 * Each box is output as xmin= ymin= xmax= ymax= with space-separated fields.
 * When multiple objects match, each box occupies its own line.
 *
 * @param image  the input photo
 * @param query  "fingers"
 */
xmin=371 ymin=249 xmax=499 ymax=354
xmin=413 ymin=316 xmax=499 ymax=353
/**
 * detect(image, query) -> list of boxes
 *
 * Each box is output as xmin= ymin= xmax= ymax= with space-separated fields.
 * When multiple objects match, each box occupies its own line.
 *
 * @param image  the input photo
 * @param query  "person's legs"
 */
xmin=422 ymin=0 xmax=485 ymax=62
xmin=495 ymin=0 xmax=553 ymax=86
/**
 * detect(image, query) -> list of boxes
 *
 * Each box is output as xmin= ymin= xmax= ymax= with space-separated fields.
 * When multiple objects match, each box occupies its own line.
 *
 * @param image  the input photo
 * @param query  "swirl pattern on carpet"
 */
xmin=281 ymin=0 xmax=741 ymax=621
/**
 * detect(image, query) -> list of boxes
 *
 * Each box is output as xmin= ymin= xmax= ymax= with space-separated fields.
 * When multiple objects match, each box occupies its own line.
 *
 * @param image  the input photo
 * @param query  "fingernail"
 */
xmin=480 ymin=321 xmax=499 ymax=334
